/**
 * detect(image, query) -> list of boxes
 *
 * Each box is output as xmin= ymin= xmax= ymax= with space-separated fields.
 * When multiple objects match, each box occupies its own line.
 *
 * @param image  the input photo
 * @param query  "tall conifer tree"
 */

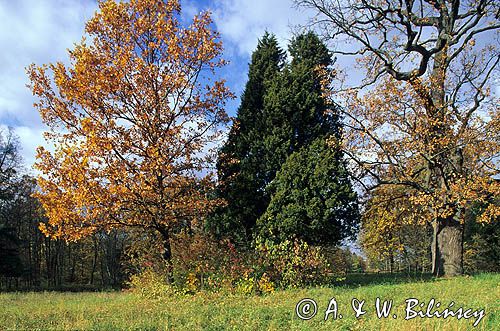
xmin=257 ymin=32 xmax=358 ymax=245
xmin=212 ymin=32 xmax=357 ymax=246
xmin=261 ymin=32 xmax=340 ymax=184
xmin=210 ymin=33 xmax=285 ymax=243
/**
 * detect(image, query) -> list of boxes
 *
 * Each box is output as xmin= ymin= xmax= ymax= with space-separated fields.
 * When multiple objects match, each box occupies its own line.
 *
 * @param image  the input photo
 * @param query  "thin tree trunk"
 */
xmin=89 ymin=236 xmax=98 ymax=285
xmin=389 ymin=252 xmax=394 ymax=274
xmin=157 ymin=226 xmax=173 ymax=284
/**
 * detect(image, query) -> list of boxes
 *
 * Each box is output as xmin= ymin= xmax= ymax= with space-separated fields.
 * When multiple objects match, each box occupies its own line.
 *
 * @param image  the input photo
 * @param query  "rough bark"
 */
xmin=432 ymin=216 xmax=464 ymax=277
xmin=428 ymin=46 xmax=465 ymax=277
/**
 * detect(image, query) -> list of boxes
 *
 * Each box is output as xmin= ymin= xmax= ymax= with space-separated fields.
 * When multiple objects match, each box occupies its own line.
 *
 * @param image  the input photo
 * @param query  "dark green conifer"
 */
xmin=256 ymin=137 xmax=359 ymax=246
xmin=208 ymin=33 xmax=285 ymax=244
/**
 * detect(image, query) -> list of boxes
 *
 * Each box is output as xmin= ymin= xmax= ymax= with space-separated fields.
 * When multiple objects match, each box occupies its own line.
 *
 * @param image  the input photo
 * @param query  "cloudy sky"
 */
xmin=0 ymin=0 xmax=310 ymax=171
xmin=3 ymin=1 xmax=497 ymax=172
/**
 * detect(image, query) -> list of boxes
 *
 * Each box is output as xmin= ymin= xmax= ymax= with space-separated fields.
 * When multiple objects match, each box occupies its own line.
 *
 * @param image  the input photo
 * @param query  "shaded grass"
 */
xmin=0 ymin=273 xmax=498 ymax=330
xmin=334 ymin=272 xmax=435 ymax=288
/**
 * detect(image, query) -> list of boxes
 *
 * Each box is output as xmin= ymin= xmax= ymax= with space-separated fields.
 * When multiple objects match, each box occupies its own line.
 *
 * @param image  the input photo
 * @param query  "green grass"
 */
xmin=0 ymin=273 xmax=498 ymax=330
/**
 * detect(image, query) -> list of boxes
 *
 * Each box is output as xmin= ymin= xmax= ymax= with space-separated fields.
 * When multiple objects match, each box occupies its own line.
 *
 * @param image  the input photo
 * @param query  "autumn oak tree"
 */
xmin=27 ymin=0 xmax=232 ymax=277
xmin=297 ymin=0 xmax=499 ymax=276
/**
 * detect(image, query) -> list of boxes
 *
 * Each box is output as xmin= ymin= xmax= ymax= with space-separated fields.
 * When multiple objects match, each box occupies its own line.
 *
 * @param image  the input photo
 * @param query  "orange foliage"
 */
xmin=27 ymin=0 xmax=232 ymax=241
xmin=335 ymin=74 xmax=499 ymax=225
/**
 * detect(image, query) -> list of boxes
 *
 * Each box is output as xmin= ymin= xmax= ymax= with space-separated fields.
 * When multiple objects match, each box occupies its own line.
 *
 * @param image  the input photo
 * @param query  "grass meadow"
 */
xmin=0 ymin=273 xmax=498 ymax=330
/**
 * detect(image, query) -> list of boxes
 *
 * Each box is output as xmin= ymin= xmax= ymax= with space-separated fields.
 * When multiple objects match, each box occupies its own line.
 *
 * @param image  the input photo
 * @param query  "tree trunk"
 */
xmin=426 ymin=43 xmax=465 ymax=278
xmin=89 ymin=236 xmax=98 ymax=285
xmin=389 ymin=252 xmax=394 ymax=274
xmin=157 ymin=226 xmax=173 ymax=284
xmin=432 ymin=216 xmax=464 ymax=277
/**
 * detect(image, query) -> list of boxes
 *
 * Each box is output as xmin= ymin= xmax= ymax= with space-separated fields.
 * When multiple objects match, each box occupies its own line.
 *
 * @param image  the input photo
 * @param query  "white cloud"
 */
xmin=13 ymin=126 xmax=46 ymax=171
xmin=212 ymin=0 xmax=310 ymax=56
xmin=0 ymin=0 xmax=97 ymax=171
xmin=0 ymin=0 xmax=317 ymax=171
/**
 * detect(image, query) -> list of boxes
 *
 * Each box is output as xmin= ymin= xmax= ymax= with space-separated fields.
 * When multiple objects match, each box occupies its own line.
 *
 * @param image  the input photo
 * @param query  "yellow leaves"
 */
xmin=335 ymin=59 xmax=499 ymax=227
xmin=28 ymin=0 xmax=231 ymax=242
xmin=478 ymin=204 xmax=500 ymax=224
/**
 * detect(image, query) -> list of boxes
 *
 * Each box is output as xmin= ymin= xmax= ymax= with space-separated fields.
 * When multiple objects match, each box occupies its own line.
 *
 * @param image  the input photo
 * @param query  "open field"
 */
xmin=0 ymin=273 xmax=498 ymax=330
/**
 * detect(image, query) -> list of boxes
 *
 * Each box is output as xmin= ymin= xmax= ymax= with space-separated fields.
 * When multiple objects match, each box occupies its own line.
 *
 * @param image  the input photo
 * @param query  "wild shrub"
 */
xmin=255 ymin=239 xmax=333 ymax=288
xmin=127 ymin=268 xmax=173 ymax=299
xmin=171 ymin=232 xmax=253 ymax=292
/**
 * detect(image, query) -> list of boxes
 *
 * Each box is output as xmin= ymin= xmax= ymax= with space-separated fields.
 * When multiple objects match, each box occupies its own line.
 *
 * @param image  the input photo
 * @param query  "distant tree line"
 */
xmin=0 ymin=128 xmax=126 ymax=290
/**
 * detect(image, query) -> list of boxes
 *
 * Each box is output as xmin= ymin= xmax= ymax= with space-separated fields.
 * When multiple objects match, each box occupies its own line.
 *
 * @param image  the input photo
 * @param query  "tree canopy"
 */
xmin=296 ymin=0 xmax=500 ymax=276
xmin=257 ymin=136 xmax=359 ymax=246
xmin=211 ymin=31 xmax=352 ymax=246
xmin=27 ymin=0 xmax=232 ymax=273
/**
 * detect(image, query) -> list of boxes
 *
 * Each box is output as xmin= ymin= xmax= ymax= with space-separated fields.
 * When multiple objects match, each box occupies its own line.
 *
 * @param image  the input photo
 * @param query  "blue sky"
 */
xmin=0 ymin=0 xmax=310 ymax=170
xmin=4 ymin=1 xmax=496 ymax=172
